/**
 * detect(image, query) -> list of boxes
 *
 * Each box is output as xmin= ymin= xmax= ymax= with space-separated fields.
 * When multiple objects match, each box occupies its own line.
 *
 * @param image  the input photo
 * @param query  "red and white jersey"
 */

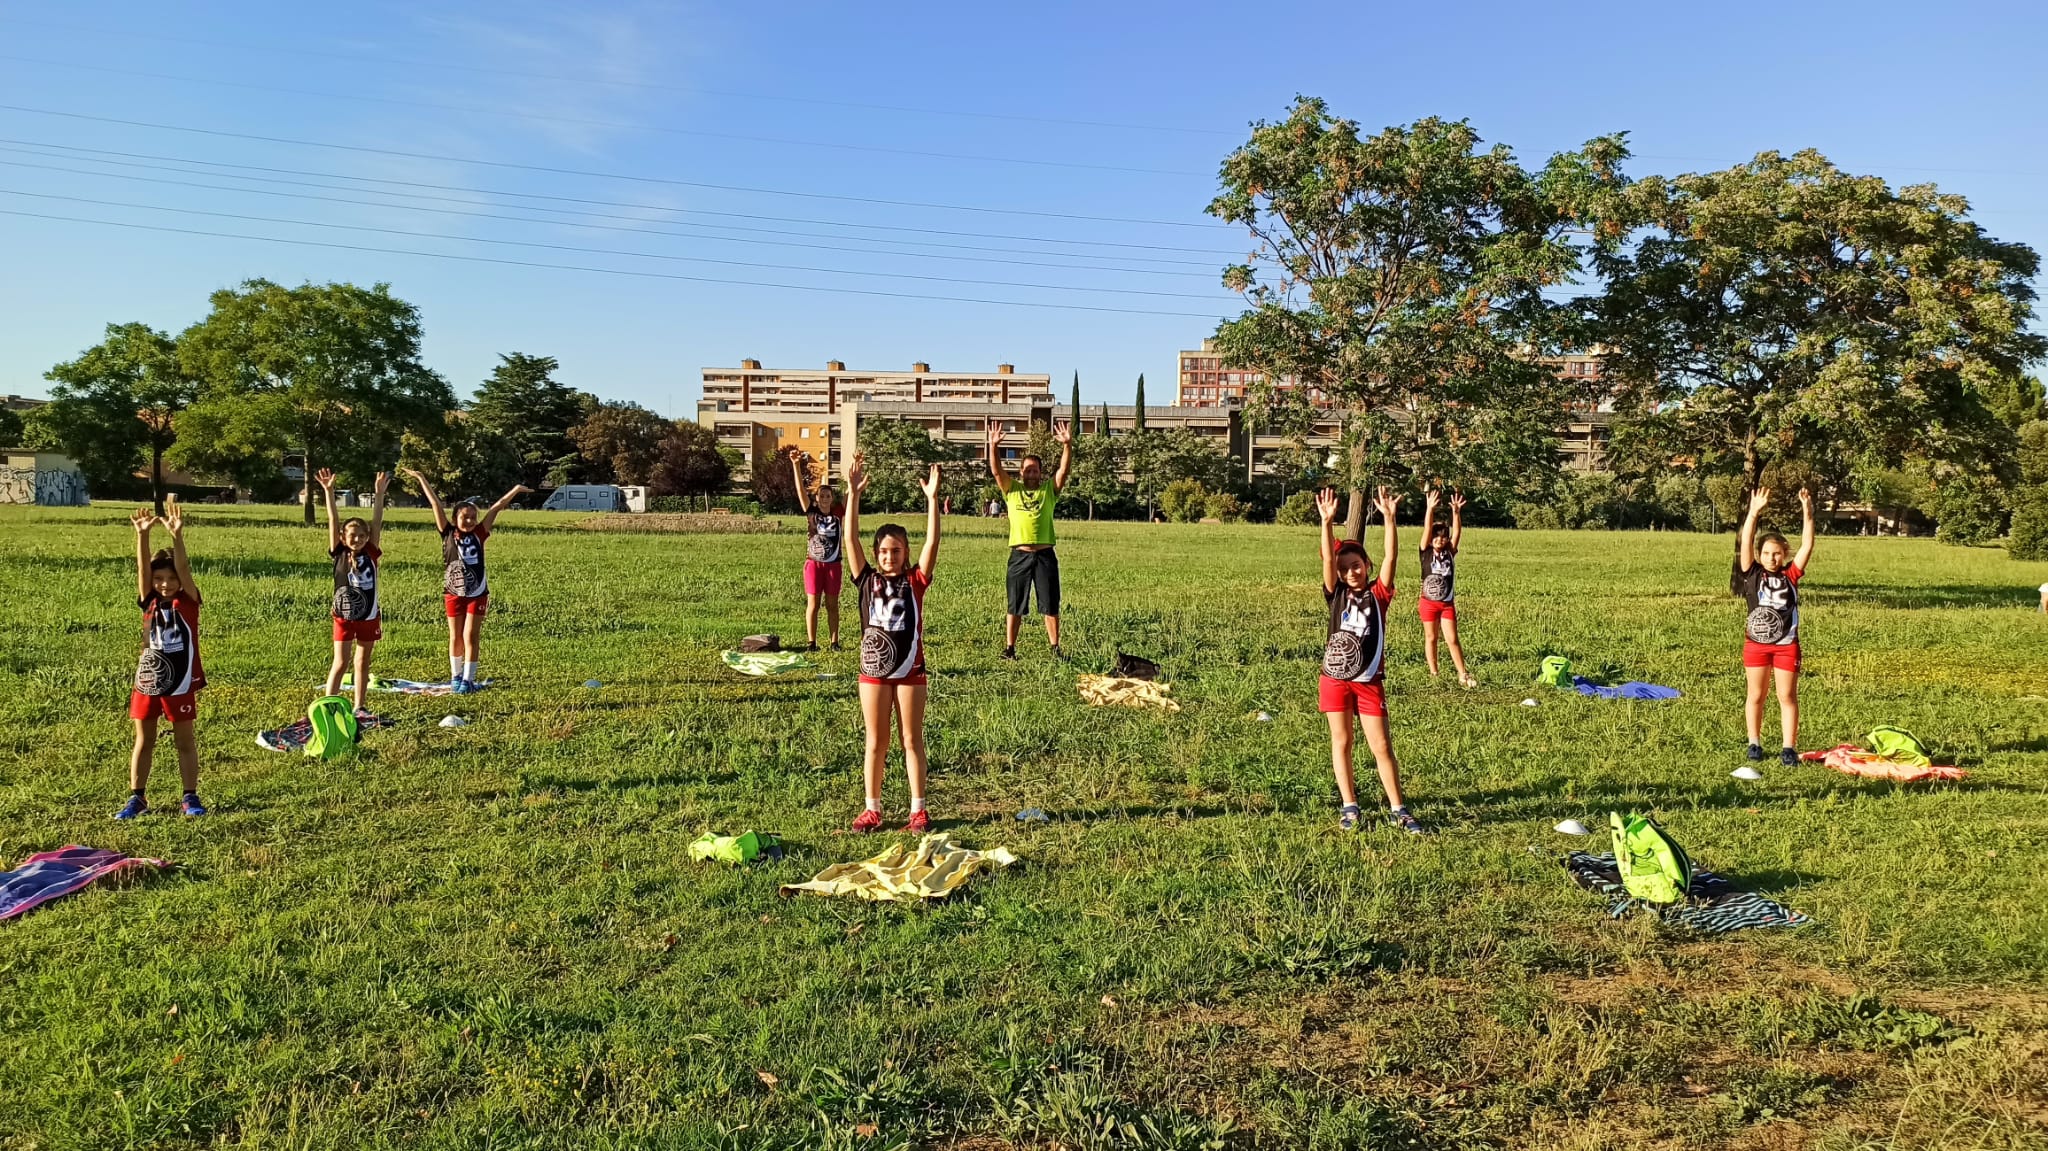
xmin=857 ymin=565 xmax=929 ymax=680
xmin=1322 ymin=579 xmax=1393 ymax=684
xmin=136 ymin=591 xmax=203 ymax=696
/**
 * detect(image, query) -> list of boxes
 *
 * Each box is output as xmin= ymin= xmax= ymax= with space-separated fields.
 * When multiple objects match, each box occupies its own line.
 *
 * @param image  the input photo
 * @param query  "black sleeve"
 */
xmin=1729 ymin=557 xmax=1748 ymax=598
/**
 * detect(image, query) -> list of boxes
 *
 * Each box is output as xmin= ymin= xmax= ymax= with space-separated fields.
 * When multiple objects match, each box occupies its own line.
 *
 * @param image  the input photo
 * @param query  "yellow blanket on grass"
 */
xmin=1076 ymin=674 xmax=1180 ymax=712
xmin=779 ymin=834 xmax=1018 ymax=902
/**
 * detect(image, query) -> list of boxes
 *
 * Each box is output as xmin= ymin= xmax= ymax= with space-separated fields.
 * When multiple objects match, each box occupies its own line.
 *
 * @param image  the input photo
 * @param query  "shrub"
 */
xmin=1205 ymin=491 xmax=1248 ymax=523
xmin=1931 ymin=471 xmax=2007 ymax=545
xmin=1160 ymin=478 xmax=1209 ymax=523
xmin=1274 ymin=491 xmax=1318 ymax=526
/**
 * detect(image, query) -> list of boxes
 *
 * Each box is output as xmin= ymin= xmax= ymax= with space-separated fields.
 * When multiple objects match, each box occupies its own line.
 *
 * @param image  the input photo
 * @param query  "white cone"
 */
xmin=439 ymin=715 xmax=468 ymax=728
xmin=1553 ymin=819 xmax=1591 ymax=836
xmin=1520 ymin=698 xmax=1539 ymax=707
xmin=1731 ymin=766 xmax=1763 ymax=781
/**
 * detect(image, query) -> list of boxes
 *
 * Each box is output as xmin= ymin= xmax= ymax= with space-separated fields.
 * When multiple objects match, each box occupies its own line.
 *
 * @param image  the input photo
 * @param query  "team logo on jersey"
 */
xmin=1746 ymin=606 xmax=1790 ymax=645
xmin=444 ymin=559 xmax=478 ymax=597
xmin=868 ymin=586 xmax=909 ymax=630
xmin=333 ymin=586 xmax=372 ymax=621
xmin=1322 ymin=631 xmax=1366 ymax=680
xmin=135 ymin=647 xmax=176 ymax=696
xmin=1422 ymin=573 xmax=1452 ymax=602
xmin=860 ymin=630 xmax=901 ymax=677
xmin=150 ymin=608 xmax=186 ymax=653
xmin=808 ymin=516 xmax=841 ymax=562
xmin=347 ymin=555 xmax=376 ymax=590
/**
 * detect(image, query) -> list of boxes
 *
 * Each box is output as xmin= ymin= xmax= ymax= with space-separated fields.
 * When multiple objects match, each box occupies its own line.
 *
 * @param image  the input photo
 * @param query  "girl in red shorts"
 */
xmin=319 ymin=468 xmax=388 ymax=716
xmin=405 ymin=468 xmax=529 ymax=693
xmin=1416 ymin=487 xmax=1476 ymax=687
xmin=119 ymin=498 xmax=206 ymax=819
xmin=789 ymin=448 xmax=844 ymax=652
xmin=1316 ymin=487 xmax=1427 ymax=834
xmin=1733 ymin=486 xmax=1815 ymax=765
xmin=843 ymin=452 xmax=943 ymax=833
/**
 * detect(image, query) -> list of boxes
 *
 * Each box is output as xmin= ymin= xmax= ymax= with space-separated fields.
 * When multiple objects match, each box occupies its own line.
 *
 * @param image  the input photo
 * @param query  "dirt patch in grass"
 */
xmin=573 ymin=513 xmax=788 ymax=534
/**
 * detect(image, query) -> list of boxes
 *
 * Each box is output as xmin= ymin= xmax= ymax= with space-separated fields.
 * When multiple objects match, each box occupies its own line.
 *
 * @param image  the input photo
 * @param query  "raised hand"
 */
xmin=846 ymin=452 xmax=868 ymax=495
xmin=373 ymin=471 xmax=391 ymax=497
xmin=511 ymin=484 xmax=532 ymax=497
xmin=1424 ymin=487 xmax=1442 ymax=512
xmin=1797 ymin=486 xmax=1813 ymax=509
xmin=1450 ymin=489 xmax=1467 ymax=512
xmin=131 ymin=507 xmax=155 ymax=534
xmin=1053 ymin=418 xmax=1072 ymax=445
xmin=1748 ymin=488 xmax=1771 ymax=515
xmin=985 ymin=423 xmax=1002 ymax=456
xmin=1373 ymin=486 xmax=1400 ymax=518
xmin=162 ymin=495 xmax=185 ymax=537
xmin=315 ymin=467 xmax=337 ymax=491
xmin=918 ymin=463 xmax=942 ymax=500
xmin=1315 ymin=487 xmax=1340 ymax=525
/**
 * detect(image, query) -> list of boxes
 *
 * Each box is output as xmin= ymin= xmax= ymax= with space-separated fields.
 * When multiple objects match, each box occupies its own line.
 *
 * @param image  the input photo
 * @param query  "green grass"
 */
xmin=1 ymin=505 xmax=2045 ymax=1150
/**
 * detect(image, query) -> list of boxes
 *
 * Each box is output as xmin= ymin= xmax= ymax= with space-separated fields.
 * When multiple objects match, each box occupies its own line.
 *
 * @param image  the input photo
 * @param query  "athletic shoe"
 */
xmin=806 ymin=641 xmax=819 ymax=653
xmin=450 ymin=678 xmax=474 ymax=695
xmin=1745 ymin=743 xmax=1765 ymax=762
xmin=114 ymin=794 xmax=148 ymax=820
xmin=852 ymin=809 xmax=883 ymax=833
xmin=1002 ymin=646 xmax=1018 ymax=661
xmin=1780 ymin=746 xmax=1799 ymax=766
xmin=1389 ymin=807 xmax=1431 ymax=836
xmin=829 ymin=640 xmax=842 ymax=651
xmin=1049 ymin=645 xmax=1064 ymax=662
xmin=1338 ymin=804 xmax=1363 ymax=831
xmin=905 ymin=810 xmax=930 ymax=833
xmin=181 ymin=793 xmax=208 ymax=817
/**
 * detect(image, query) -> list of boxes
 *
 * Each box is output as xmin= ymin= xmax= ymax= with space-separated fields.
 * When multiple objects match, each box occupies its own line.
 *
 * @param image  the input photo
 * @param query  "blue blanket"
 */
xmin=1573 ymin=675 xmax=1680 ymax=700
xmin=0 ymin=847 xmax=170 ymax=921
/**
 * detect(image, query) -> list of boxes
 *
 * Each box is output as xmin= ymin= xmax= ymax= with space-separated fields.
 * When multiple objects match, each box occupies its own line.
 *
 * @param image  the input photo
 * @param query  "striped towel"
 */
xmin=1564 ymin=851 xmax=1811 ymax=933
xmin=1 ymin=847 xmax=172 ymax=922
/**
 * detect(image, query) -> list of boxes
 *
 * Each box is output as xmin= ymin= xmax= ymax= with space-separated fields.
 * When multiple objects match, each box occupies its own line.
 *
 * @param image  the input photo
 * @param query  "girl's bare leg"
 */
xmin=1774 ymin=666 xmax=1799 ymax=750
xmin=129 ymin=717 xmax=158 ymax=792
xmin=1744 ymin=664 xmax=1770 ymax=746
xmin=1324 ymin=712 xmax=1359 ymax=807
xmin=858 ymin=680 xmax=893 ymax=809
xmin=1360 ymin=713 xmax=1405 ymax=810
xmin=170 ymin=719 xmax=199 ymax=793
xmin=896 ymin=683 xmax=928 ymax=802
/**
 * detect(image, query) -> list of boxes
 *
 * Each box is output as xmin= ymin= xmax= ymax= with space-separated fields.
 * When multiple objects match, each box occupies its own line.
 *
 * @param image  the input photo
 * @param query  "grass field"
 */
xmin=1 ymin=504 xmax=2044 ymax=1151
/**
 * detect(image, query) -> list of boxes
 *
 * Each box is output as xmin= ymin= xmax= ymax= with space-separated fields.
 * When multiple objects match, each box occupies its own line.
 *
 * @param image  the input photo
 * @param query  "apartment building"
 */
xmin=699 ymin=360 xmax=1054 ymax=479
xmin=833 ymin=400 xmax=1240 ymax=481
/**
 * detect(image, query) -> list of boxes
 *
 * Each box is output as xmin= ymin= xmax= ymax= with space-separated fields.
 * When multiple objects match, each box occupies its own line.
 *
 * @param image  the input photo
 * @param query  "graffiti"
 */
xmin=0 ymin=465 xmax=91 ymax=506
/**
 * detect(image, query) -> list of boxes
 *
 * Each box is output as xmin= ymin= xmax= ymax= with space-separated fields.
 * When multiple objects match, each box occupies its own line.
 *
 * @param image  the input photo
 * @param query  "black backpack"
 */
xmin=1111 ymin=652 xmax=1160 ymax=681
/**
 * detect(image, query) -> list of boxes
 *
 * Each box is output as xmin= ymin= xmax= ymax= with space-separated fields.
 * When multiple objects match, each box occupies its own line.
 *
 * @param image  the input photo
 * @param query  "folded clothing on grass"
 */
xmin=256 ymin=712 xmax=394 ymax=753
xmin=1077 ymin=674 xmax=1180 ymax=712
xmin=1 ymin=847 xmax=172 ymax=922
xmin=1564 ymin=851 xmax=1811 ymax=932
xmin=721 ymin=650 xmax=813 ymax=676
xmin=781 ymin=834 xmax=1016 ymax=902
xmin=1800 ymin=745 xmax=1966 ymax=783
xmin=335 ymin=676 xmax=491 ymax=696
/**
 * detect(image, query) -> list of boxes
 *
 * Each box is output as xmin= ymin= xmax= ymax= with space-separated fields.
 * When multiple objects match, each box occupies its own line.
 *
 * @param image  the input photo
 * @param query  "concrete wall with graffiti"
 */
xmin=0 ymin=458 xmax=92 ymax=506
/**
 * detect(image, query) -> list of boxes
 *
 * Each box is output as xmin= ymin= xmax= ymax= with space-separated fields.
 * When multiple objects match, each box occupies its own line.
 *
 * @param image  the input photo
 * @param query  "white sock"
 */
xmin=910 ymin=797 xmax=927 ymax=814
xmin=462 ymin=661 xmax=478 ymax=682
xmin=450 ymin=657 xmax=463 ymax=681
xmin=865 ymin=797 xmax=881 ymax=813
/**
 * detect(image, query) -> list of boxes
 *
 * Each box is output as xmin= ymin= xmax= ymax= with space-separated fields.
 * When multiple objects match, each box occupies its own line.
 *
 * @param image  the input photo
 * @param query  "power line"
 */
xmin=0 ymin=54 xmax=1209 ymax=179
xmin=0 ymin=140 xmax=1239 ymax=261
xmin=0 ymin=187 xmax=1237 ymax=301
xmin=0 ymin=154 xmax=1224 ymax=279
xmin=0 ymin=207 xmax=1229 ymax=320
xmin=0 ymin=104 xmax=1236 ymax=230
xmin=0 ymin=16 xmax=1234 ymax=138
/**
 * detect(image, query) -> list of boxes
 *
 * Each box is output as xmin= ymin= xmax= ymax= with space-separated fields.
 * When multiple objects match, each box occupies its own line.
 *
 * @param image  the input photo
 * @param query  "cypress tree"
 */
xmin=1134 ymin=374 xmax=1147 ymax=432
xmin=1070 ymin=371 xmax=1081 ymax=425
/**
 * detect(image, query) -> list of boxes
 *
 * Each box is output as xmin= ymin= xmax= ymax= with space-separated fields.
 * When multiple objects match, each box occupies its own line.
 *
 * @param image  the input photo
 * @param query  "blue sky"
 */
xmin=3 ymin=1 xmax=2044 ymax=415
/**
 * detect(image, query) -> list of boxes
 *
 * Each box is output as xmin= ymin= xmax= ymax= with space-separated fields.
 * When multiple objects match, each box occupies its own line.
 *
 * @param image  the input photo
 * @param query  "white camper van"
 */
xmin=541 ymin=484 xmax=627 ymax=513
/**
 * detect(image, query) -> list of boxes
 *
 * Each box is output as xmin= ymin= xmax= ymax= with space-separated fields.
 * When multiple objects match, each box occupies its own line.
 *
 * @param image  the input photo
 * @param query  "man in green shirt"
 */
xmin=988 ymin=418 xmax=1073 ymax=659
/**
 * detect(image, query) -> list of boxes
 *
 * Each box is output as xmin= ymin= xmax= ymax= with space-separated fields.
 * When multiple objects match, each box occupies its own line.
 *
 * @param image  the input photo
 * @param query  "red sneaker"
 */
xmin=852 ymin=808 xmax=883 ymax=833
xmin=904 ymin=809 xmax=930 ymax=833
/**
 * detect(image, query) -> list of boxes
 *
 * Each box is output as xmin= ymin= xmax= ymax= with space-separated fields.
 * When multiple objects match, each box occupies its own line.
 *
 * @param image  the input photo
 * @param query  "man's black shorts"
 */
xmin=1006 ymin=546 xmax=1060 ymax=617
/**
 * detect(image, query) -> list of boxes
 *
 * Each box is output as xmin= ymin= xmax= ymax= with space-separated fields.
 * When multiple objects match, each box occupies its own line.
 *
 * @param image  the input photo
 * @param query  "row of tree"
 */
xmin=1206 ymin=98 xmax=2045 ymax=547
xmin=25 ymin=280 xmax=732 ymax=518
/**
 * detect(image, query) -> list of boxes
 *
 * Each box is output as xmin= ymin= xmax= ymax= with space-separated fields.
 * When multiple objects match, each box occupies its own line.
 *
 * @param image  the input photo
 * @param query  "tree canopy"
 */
xmin=469 ymin=353 xmax=587 ymax=488
xmin=39 ymin=322 xmax=197 ymax=510
xmin=568 ymin=400 xmax=669 ymax=486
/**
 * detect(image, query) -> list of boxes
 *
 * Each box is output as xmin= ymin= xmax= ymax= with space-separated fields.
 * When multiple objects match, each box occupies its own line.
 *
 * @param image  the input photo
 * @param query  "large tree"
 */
xmin=649 ymin=420 xmax=732 ymax=508
xmin=568 ymin=400 xmax=670 ymax=485
xmin=176 ymin=280 xmax=453 ymax=522
xmin=1591 ymin=149 xmax=2043 ymax=492
xmin=1207 ymin=98 xmax=1629 ymax=535
xmin=396 ymin=413 xmax=524 ymax=500
xmin=469 ymin=353 xmax=586 ymax=488
xmin=39 ymin=323 xmax=197 ymax=511
xmin=853 ymin=418 xmax=953 ymax=512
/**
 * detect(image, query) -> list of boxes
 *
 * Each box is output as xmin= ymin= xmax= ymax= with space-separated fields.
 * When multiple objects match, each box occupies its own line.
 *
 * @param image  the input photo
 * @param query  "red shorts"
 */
xmin=1742 ymin=640 xmax=1800 ymax=672
xmin=129 ymin=690 xmax=198 ymax=722
xmin=445 ymin=594 xmax=488 ymax=618
xmin=1318 ymin=675 xmax=1387 ymax=717
xmin=804 ymin=558 xmax=843 ymax=597
xmin=1418 ymin=598 xmax=1455 ymax=623
xmin=859 ymin=674 xmax=928 ymax=689
xmin=333 ymin=617 xmax=383 ymax=643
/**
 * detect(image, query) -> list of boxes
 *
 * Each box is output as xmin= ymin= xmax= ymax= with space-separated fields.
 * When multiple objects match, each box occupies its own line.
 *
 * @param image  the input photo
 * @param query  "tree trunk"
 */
xmin=150 ymin=442 xmax=166 ymax=516
xmin=302 ymin=438 xmax=317 ymax=524
xmin=1741 ymin=429 xmax=1761 ymax=491
xmin=1343 ymin=489 xmax=1368 ymax=542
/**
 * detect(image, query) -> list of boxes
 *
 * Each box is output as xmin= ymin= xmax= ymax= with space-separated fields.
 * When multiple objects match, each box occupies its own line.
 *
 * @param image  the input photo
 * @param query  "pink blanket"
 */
xmin=0 ymin=846 xmax=172 ymax=921
xmin=1800 ymin=745 xmax=1967 ymax=783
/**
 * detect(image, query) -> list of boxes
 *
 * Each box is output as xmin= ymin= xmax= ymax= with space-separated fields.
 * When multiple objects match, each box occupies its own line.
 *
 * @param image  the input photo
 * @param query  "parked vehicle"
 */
xmin=619 ymin=485 xmax=649 ymax=513
xmin=541 ymin=484 xmax=628 ymax=513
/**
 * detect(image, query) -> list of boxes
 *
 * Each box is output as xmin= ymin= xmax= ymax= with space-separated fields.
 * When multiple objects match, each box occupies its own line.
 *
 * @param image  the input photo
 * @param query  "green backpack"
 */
xmin=304 ymin=695 xmax=360 ymax=758
xmin=1868 ymin=726 xmax=1931 ymax=767
xmin=1610 ymin=812 xmax=1694 ymax=904
xmin=1536 ymin=655 xmax=1574 ymax=688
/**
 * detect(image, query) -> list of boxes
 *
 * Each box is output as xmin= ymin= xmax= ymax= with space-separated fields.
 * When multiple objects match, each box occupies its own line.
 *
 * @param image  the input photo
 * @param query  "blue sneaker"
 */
xmin=1338 ymin=803 xmax=1363 ymax=831
xmin=1389 ymin=807 xmax=1432 ymax=836
xmin=114 ymin=794 xmax=148 ymax=820
xmin=181 ymin=792 xmax=208 ymax=817
xmin=451 ymin=678 xmax=474 ymax=695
